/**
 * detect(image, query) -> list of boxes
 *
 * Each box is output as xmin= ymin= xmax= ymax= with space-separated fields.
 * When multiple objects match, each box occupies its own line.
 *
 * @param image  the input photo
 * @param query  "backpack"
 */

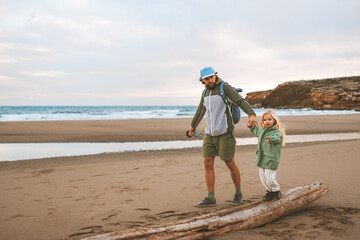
xmin=202 ymin=82 xmax=243 ymax=124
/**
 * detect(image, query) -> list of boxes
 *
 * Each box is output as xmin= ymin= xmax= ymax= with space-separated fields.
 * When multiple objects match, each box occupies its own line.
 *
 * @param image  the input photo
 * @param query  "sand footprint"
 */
xmin=4 ymin=187 xmax=23 ymax=190
xmin=288 ymin=233 xmax=304 ymax=239
xmin=137 ymin=208 xmax=151 ymax=211
xmin=5 ymin=214 xmax=34 ymax=222
xmin=101 ymin=213 xmax=117 ymax=221
xmin=294 ymin=223 xmax=306 ymax=230
xmin=62 ymin=191 xmax=74 ymax=199
xmin=91 ymin=174 xmax=105 ymax=177
xmin=154 ymin=210 xmax=199 ymax=220
xmin=144 ymin=215 xmax=159 ymax=221
xmin=121 ymin=199 xmax=134 ymax=204
xmin=272 ymin=221 xmax=290 ymax=228
xmin=305 ymin=230 xmax=321 ymax=239
xmin=308 ymin=206 xmax=359 ymax=237
xmin=33 ymin=180 xmax=50 ymax=185
xmin=31 ymin=168 xmax=54 ymax=177
xmin=107 ymin=220 xmax=145 ymax=227
xmin=259 ymin=229 xmax=283 ymax=237
xmin=48 ymin=207 xmax=57 ymax=215
xmin=68 ymin=226 xmax=105 ymax=239
xmin=340 ymin=206 xmax=360 ymax=215
xmin=69 ymin=178 xmax=87 ymax=182
xmin=324 ymin=227 xmax=346 ymax=237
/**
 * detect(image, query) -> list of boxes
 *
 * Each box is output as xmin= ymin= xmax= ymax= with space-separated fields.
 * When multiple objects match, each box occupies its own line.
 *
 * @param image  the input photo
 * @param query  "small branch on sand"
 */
xmin=83 ymin=181 xmax=327 ymax=240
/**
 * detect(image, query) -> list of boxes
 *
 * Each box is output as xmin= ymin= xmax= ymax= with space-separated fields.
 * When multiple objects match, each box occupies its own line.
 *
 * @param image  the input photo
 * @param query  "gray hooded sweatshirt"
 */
xmin=191 ymin=78 xmax=256 ymax=136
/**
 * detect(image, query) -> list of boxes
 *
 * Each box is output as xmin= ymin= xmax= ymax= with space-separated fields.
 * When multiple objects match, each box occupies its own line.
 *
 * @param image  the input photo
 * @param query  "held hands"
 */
xmin=247 ymin=115 xmax=258 ymax=129
xmin=246 ymin=119 xmax=252 ymax=128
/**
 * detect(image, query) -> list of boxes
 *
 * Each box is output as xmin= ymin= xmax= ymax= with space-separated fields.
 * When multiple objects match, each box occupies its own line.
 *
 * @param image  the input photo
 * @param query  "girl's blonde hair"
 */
xmin=261 ymin=109 xmax=286 ymax=146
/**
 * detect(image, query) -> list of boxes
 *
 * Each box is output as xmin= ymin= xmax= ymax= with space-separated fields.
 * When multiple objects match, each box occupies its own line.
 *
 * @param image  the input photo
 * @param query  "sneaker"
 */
xmin=263 ymin=190 xmax=274 ymax=201
xmin=273 ymin=191 xmax=282 ymax=200
xmin=231 ymin=193 xmax=243 ymax=206
xmin=194 ymin=197 xmax=216 ymax=207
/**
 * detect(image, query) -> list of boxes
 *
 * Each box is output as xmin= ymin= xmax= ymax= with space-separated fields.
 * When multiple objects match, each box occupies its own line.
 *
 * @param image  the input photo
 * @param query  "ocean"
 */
xmin=0 ymin=106 xmax=358 ymax=121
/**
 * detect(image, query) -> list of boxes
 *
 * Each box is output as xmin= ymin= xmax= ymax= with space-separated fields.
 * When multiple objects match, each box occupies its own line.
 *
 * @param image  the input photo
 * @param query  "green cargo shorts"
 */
xmin=202 ymin=131 xmax=236 ymax=161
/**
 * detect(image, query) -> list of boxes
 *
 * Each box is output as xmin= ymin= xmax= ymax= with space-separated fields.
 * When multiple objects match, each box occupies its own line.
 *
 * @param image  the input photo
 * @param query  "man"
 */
xmin=188 ymin=66 xmax=257 ymax=207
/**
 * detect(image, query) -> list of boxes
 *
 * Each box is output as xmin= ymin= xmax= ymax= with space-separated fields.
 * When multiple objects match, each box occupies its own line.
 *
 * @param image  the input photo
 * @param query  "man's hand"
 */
xmin=246 ymin=119 xmax=252 ymax=128
xmin=187 ymin=126 xmax=196 ymax=137
xmin=266 ymin=137 xmax=270 ymax=143
xmin=248 ymin=115 xmax=258 ymax=129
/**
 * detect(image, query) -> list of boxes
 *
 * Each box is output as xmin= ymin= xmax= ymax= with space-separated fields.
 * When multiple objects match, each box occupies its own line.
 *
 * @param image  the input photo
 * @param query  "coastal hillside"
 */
xmin=245 ymin=76 xmax=360 ymax=110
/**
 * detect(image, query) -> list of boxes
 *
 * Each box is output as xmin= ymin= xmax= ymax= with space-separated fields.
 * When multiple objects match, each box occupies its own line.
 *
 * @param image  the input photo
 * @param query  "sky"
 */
xmin=0 ymin=0 xmax=359 ymax=106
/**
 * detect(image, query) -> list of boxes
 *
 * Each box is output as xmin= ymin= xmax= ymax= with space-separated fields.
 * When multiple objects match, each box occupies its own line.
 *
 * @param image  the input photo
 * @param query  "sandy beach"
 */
xmin=1 ymin=114 xmax=360 ymax=240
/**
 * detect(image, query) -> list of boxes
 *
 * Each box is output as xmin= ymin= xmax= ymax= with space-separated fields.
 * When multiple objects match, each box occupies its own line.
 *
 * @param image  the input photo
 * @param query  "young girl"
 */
xmin=247 ymin=109 xmax=285 ymax=201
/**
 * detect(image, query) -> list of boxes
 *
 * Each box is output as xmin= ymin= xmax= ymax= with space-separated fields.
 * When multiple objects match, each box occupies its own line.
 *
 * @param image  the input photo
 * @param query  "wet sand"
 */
xmin=1 ymin=114 xmax=360 ymax=143
xmin=0 ymin=114 xmax=360 ymax=240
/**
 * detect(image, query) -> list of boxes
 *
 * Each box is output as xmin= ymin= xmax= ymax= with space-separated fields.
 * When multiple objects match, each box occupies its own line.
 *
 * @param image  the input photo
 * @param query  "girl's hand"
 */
xmin=246 ymin=119 xmax=252 ymax=128
xmin=265 ymin=137 xmax=270 ymax=143
xmin=248 ymin=115 xmax=258 ymax=129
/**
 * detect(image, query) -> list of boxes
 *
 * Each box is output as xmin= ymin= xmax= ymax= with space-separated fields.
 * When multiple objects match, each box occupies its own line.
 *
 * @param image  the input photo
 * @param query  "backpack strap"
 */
xmin=220 ymin=82 xmax=244 ymax=124
xmin=204 ymin=82 xmax=241 ymax=104
xmin=219 ymin=82 xmax=229 ymax=105
xmin=202 ymin=88 xmax=207 ymax=98
xmin=219 ymin=82 xmax=234 ymax=121
xmin=220 ymin=82 xmax=243 ymax=101
xmin=202 ymin=88 xmax=207 ymax=108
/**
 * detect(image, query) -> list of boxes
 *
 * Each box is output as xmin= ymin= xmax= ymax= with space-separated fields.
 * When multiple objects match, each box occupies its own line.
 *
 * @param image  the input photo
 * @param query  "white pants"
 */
xmin=259 ymin=167 xmax=280 ymax=192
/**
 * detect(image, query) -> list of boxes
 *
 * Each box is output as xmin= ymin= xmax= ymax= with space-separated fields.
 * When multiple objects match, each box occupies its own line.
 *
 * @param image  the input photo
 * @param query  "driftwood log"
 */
xmin=83 ymin=181 xmax=327 ymax=240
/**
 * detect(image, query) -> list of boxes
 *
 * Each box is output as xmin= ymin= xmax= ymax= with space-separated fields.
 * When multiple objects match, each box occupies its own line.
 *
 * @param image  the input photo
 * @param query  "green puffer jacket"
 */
xmin=250 ymin=125 xmax=282 ymax=170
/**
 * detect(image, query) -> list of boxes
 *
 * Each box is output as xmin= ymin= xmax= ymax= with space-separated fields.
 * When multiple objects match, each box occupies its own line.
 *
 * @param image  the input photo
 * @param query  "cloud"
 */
xmin=70 ymin=0 xmax=88 ymax=8
xmin=91 ymin=18 xmax=112 ymax=26
xmin=0 ymin=0 xmax=359 ymax=105
xmin=0 ymin=41 xmax=52 ymax=64
xmin=0 ymin=75 xmax=25 ymax=86
xmin=33 ymin=46 xmax=50 ymax=52
xmin=213 ymin=29 xmax=277 ymax=62
xmin=0 ymin=42 xmax=14 ymax=51
xmin=21 ymin=71 xmax=67 ymax=77
xmin=0 ymin=75 xmax=35 ymax=91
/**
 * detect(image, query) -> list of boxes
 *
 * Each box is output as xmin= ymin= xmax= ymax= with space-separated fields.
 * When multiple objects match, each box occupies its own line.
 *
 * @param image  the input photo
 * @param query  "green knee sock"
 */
xmin=236 ymin=188 xmax=242 ymax=196
xmin=208 ymin=191 xmax=215 ymax=200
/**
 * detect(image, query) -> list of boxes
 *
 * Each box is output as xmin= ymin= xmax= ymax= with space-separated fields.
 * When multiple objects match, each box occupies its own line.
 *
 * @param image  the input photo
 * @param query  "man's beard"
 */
xmin=206 ymin=83 xmax=217 ymax=90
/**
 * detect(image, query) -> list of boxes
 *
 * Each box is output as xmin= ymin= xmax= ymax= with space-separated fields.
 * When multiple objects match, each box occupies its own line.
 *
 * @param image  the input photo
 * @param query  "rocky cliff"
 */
xmin=245 ymin=76 xmax=360 ymax=110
